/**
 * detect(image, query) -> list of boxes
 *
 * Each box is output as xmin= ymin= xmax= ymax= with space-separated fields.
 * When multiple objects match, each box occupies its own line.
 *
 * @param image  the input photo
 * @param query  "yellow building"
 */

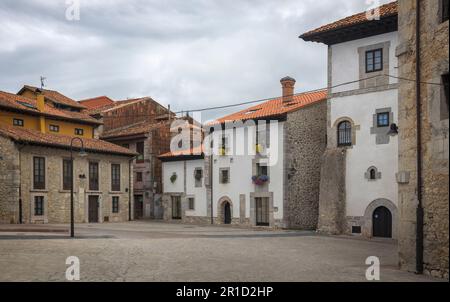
xmin=0 ymin=85 xmax=100 ymax=138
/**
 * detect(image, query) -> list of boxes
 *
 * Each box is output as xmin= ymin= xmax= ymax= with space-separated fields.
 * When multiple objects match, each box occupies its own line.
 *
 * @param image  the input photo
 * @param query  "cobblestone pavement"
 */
xmin=0 ymin=221 xmax=442 ymax=282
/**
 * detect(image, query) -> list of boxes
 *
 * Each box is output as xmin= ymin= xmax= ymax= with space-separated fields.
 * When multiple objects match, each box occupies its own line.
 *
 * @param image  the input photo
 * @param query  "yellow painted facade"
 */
xmin=0 ymin=109 xmax=94 ymax=138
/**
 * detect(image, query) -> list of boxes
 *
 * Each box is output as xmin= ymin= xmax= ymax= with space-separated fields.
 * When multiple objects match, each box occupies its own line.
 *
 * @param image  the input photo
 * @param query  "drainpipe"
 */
xmin=415 ymin=0 xmax=424 ymax=275
xmin=210 ymin=153 xmax=214 ymax=225
xmin=128 ymin=155 xmax=137 ymax=221
xmin=18 ymin=144 xmax=26 ymax=224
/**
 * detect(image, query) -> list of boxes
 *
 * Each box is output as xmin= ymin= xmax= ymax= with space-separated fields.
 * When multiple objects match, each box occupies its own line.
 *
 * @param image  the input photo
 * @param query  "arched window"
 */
xmin=337 ymin=121 xmax=352 ymax=147
xmin=370 ymin=168 xmax=376 ymax=180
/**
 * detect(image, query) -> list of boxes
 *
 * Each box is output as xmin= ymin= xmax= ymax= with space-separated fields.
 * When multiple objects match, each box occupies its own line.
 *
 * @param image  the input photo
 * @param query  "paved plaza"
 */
xmin=0 ymin=222 xmax=441 ymax=282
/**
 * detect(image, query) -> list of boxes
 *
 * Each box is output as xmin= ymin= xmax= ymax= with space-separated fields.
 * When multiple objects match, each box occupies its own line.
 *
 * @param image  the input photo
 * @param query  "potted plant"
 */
xmin=170 ymin=173 xmax=177 ymax=183
xmin=252 ymin=175 xmax=269 ymax=185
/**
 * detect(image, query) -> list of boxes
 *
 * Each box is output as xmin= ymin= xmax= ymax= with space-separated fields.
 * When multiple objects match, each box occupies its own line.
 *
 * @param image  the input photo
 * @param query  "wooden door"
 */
xmin=134 ymin=195 xmax=144 ymax=219
xmin=171 ymin=196 xmax=181 ymax=219
xmin=372 ymin=206 xmax=392 ymax=238
xmin=256 ymin=197 xmax=269 ymax=226
xmin=224 ymin=202 xmax=231 ymax=224
xmin=88 ymin=196 xmax=99 ymax=223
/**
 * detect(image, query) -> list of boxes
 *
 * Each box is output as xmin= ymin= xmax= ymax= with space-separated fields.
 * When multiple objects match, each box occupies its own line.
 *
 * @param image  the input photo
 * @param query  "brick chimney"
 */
xmin=280 ymin=76 xmax=296 ymax=103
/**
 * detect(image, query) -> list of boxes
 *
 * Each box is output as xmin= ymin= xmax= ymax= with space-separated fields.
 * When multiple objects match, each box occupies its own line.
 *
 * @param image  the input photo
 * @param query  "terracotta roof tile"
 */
xmin=100 ymin=121 xmax=167 ymax=139
xmin=20 ymin=85 xmax=86 ymax=109
xmin=210 ymin=90 xmax=327 ymax=125
xmin=79 ymin=96 xmax=114 ymax=109
xmin=0 ymin=90 xmax=101 ymax=125
xmin=159 ymin=145 xmax=204 ymax=159
xmin=0 ymin=125 xmax=136 ymax=156
xmin=300 ymin=1 xmax=397 ymax=40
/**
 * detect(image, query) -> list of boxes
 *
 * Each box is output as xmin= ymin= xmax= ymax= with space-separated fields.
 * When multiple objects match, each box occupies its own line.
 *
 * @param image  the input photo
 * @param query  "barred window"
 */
xmin=337 ymin=121 xmax=352 ymax=147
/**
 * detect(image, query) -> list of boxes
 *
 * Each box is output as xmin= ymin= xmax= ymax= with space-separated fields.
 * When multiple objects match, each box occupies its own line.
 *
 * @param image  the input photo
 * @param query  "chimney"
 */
xmin=36 ymin=93 xmax=46 ymax=133
xmin=280 ymin=76 xmax=296 ymax=103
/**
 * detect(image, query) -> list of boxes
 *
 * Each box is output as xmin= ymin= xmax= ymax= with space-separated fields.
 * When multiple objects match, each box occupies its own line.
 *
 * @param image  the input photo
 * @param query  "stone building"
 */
xmin=159 ymin=77 xmax=327 ymax=229
xmin=300 ymin=2 xmax=400 ymax=238
xmin=396 ymin=0 xmax=449 ymax=279
xmin=0 ymin=90 xmax=135 ymax=224
xmin=84 ymin=97 xmax=173 ymax=220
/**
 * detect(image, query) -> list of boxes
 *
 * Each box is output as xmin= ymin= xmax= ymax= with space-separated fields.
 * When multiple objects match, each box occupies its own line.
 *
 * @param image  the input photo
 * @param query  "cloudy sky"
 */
xmin=0 ymin=0 xmax=392 ymax=120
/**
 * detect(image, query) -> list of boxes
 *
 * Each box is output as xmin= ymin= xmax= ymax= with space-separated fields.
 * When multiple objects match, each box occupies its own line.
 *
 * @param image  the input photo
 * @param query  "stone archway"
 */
xmin=217 ymin=196 xmax=233 ymax=225
xmin=363 ymin=198 xmax=398 ymax=239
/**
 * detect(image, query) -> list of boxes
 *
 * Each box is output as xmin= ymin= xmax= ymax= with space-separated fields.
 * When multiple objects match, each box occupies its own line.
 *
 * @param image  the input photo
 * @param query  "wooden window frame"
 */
xmin=112 ymin=196 xmax=119 ymax=213
xmin=365 ymin=49 xmax=383 ymax=73
xmin=111 ymin=164 xmax=121 ymax=192
xmin=62 ymin=159 xmax=72 ymax=191
xmin=75 ymin=128 xmax=84 ymax=136
xmin=33 ymin=156 xmax=46 ymax=190
xmin=89 ymin=162 xmax=99 ymax=191
xmin=49 ymin=124 xmax=60 ymax=132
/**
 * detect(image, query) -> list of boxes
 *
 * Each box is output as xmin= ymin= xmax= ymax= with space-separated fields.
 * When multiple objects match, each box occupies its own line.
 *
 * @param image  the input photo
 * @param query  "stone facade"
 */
xmin=283 ymin=100 xmax=327 ymax=229
xmin=0 ymin=139 xmax=132 ymax=224
xmin=397 ymin=0 xmax=449 ymax=279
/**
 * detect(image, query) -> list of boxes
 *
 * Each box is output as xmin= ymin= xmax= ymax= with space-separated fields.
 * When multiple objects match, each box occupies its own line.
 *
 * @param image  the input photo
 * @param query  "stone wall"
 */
xmin=397 ymin=0 xmax=449 ymax=279
xmin=0 ymin=136 xmax=20 ymax=224
xmin=17 ymin=144 xmax=132 ymax=224
xmin=283 ymin=100 xmax=327 ymax=229
xmin=317 ymin=148 xmax=346 ymax=234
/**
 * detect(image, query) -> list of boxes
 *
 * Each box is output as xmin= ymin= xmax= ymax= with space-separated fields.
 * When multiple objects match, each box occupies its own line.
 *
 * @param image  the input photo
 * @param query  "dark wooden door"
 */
xmin=88 ymin=196 xmax=99 ymax=223
xmin=373 ymin=206 xmax=392 ymax=238
xmin=171 ymin=196 xmax=181 ymax=219
xmin=256 ymin=197 xmax=269 ymax=226
xmin=224 ymin=202 xmax=231 ymax=224
xmin=134 ymin=195 xmax=144 ymax=219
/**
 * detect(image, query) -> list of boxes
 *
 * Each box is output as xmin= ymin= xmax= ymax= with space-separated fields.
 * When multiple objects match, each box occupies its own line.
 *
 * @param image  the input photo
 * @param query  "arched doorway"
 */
xmin=223 ymin=202 xmax=231 ymax=224
xmin=372 ymin=206 xmax=392 ymax=238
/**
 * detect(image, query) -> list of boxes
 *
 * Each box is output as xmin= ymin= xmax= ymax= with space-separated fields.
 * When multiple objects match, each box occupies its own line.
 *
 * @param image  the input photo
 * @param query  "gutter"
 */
xmin=415 ymin=0 xmax=424 ymax=275
xmin=128 ymin=155 xmax=138 ymax=221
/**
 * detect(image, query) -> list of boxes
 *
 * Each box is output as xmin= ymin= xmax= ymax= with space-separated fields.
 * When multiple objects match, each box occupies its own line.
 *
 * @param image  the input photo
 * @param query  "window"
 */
xmin=257 ymin=163 xmax=268 ymax=176
xmin=111 ymin=164 xmax=121 ymax=191
xmin=442 ymin=0 xmax=449 ymax=22
xmin=112 ymin=197 xmax=119 ymax=213
xmin=122 ymin=143 xmax=130 ymax=149
xmin=89 ymin=162 xmax=99 ymax=191
xmin=377 ymin=112 xmax=390 ymax=127
xmin=33 ymin=157 xmax=45 ymax=190
xmin=62 ymin=159 xmax=72 ymax=190
xmin=352 ymin=226 xmax=362 ymax=234
xmin=219 ymin=168 xmax=230 ymax=184
xmin=34 ymin=196 xmax=44 ymax=216
xmin=194 ymin=169 xmax=203 ymax=187
xmin=49 ymin=125 xmax=60 ymax=132
xmin=188 ymin=197 xmax=195 ymax=210
xmin=75 ymin=128 xmax=84 ymax=136
xmin=13 ymin=118 xmax=24 ymax=127
xmin=136 ymin=172 xmax=143 ymax=182
xmin=369 ymin=169 xmax=376 ymax=180
xmin=441 ymin=73 xmax=449 ymax=120
xmin=365 ymin=49 xmax=383 ymax=73
xmin=337 ymin=121 xmax=352 ymax=147
xmin=136 ymin=142 xmax=144 ymax=162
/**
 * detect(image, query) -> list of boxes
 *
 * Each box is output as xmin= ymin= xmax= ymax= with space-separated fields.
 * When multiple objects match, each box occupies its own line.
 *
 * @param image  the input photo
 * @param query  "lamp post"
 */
xmin=70 ymin=137 xmax=87 ymax=238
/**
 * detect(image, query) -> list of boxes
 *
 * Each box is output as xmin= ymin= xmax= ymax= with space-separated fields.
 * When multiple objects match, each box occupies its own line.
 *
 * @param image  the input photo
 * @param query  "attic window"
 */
xmin=16 ymin=101 xmax=37 ymax=110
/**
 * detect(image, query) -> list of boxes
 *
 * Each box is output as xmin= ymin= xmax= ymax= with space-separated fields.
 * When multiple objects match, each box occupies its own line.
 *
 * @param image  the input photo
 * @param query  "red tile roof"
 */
xmin=18 ymin=85 xmax=87 ymax=109
xmin=100 ymin=121 xmax=167 ymax=139
xmin=79 ymin=96 xmax=114 ymax=109
xmin=210 ymin=90 xmax=327 ymax=125
xmin=85 ymin=98 xmax=149 ymax=116
xmin=0 ymin=90 xmax=101 ymax=125
xmin=300 ymin=1 xmax=397 ymax=42
xmin=0 ymin=125 xmax=136 ymax=156
xmin=159 ymin=145 xmax=204 ymax=159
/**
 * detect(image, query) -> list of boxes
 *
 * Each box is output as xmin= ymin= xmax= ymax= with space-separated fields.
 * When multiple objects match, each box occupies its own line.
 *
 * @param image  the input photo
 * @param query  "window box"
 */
xmin=252 ymin=175 xmax=269 ymax=186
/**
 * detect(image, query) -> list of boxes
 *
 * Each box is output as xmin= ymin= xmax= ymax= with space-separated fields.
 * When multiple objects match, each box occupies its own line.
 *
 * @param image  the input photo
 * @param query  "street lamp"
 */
xmin=70 ymin=137 xmax=87 ymax=238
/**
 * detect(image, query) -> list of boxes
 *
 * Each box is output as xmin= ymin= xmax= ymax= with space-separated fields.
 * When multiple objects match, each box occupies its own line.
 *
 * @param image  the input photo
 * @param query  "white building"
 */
xmin=160 ymin=77 xmax=327 ymax=228
xmin=300 ymin=1 xmax=399 ymax=238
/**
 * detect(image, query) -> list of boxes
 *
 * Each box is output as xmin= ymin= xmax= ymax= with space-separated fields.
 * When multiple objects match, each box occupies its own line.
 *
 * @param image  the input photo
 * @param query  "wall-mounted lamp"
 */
xmin=387 ymin=123 xmax=399 ymax=136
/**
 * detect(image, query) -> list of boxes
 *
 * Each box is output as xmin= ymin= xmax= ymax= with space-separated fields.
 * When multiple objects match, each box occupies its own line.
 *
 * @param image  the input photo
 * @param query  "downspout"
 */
xmin=129 ymin=155 xmax=137 ymax=221
xmin=18 ymin=144 xmax=26 ymax=224
xmin=415 ymin=0 xmax=424 ymax=275
xmin=210 ymin=153 xmax=214 ymax=225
